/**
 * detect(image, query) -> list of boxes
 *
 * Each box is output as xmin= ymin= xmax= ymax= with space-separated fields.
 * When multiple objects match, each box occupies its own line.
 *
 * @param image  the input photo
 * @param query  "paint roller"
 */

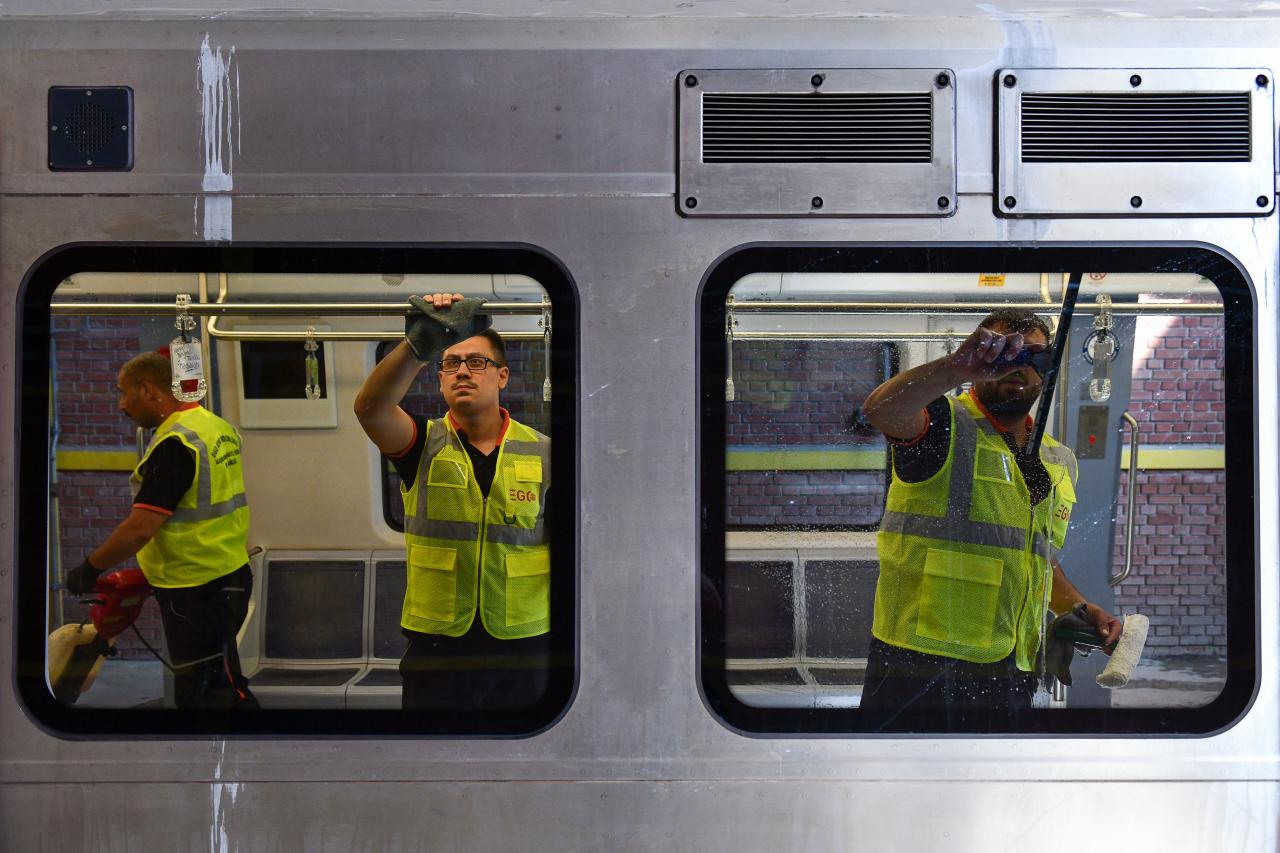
xmin=1050 ymin=608 xmax=1150 ymax=688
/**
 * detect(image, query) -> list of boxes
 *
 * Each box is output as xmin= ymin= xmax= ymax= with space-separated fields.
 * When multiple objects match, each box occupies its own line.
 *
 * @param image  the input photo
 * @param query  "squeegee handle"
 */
xmin=1025 ymin=271 xmax=1084 ymax=460
xmin=1053 ymin=627 xmax=1117 ymax=653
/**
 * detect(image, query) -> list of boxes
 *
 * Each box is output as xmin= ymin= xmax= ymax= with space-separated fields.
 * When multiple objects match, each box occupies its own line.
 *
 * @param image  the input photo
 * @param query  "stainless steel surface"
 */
xmin=997 ymin=67 xmax=1277 ymax=217
xmin=679 ymin=68 xmax=956 ymax=217
xmin=1113 ymin=411 xmax=1142 ymax=588
xmin=0 ymin=7 xmax=1277 ymax=852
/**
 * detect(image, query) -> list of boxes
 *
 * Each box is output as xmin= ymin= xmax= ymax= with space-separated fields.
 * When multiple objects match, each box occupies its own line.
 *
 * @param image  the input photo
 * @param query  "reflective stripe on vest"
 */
xmin=130 ymin=406 xmax=250 ymax=588
xmin=873 ymin=394 xmax=1077 ymax=670
xmin=401 ymin=416 xmax=552 ymax=639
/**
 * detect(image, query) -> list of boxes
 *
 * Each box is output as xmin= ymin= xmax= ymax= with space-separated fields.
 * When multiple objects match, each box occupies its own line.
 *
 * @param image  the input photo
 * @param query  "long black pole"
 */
xmin=1025 ymin=271 xmax=1083 ymax=460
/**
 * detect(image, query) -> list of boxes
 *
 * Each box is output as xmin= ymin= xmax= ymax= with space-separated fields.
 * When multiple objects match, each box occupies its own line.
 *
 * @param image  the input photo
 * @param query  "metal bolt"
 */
xmin=937 ymin=196 xmax=951 ymax=209
xmin=1257 ymin=74 xmax=1269 ymax=87
xmin=1002 ymin=74 xmax=1016 ymax=88
xmin=935 ymin=72 xmax=951 ymax=88
xmin=85 ymin=90 xmax=93 ymax=96
xmin=685 ymin=196 xmax=698 ymax=209
xmin=685 ymin=74 xmax=698 ymax=87
xmin=811 ymin=196 xmax=824 ymax=209
xmin=86 ymin=159 xmax=93 ymax=166
xmin=50 ymin=125 xmax=57 ymax=131
xmin=1130 ymin=195 xmax=1143 ymax=208
xmin=1257 ymin=195 xmax=1270 ymax=208
xmin=1129 ymin=74 xmax=1142 ymax=87
xmin=811 ymin=73 xmax=824 ymax=87
xmin=121 ymin=125 xmax=128 ymax=131
xmin=1003 ymin=196 xmax=1017 ymax=208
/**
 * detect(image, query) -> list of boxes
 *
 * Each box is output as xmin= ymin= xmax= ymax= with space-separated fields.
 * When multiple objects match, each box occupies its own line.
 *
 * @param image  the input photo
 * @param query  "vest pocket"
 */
xmin=915 ymin=548 xmax=1003 ymax=650
xmin=504 ymin=549 xmax=550 ymax=627
xmin=407 ymin=544 xmax=458 ymax=622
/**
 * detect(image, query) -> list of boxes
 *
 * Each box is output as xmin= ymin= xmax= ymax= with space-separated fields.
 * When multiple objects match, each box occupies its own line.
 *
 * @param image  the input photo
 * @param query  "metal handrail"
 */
xmin=1111 ymin=411 xmax=1141 ymax=587
xmin=50 ymin=298 xmax=551 ymax=343
xmin=727 ymin=300 xmax=1222 ymax=314
xmin=50 ymin=300 xmax=543 ymax=316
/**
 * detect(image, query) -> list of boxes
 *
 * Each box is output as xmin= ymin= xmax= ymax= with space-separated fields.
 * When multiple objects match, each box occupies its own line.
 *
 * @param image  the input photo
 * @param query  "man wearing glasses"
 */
xmin=355 ymin=293 xmax=551 ymax=712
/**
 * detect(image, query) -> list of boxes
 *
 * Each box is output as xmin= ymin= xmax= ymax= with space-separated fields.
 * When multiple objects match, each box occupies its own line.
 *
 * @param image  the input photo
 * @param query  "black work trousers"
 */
xmin=399 ymin=622 xmax=551 ymax=712
xmin=153 ymin=564 xmax=258 ymax=710
xmin=858 ymin=637 xmax=1037 ymax=733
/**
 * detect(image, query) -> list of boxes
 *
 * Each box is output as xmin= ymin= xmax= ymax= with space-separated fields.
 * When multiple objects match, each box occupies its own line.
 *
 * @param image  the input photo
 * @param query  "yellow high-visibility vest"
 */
xmin=873 ymin=392 xmax=1077 ymax=670
xmin=130 ymin=405 xmax=250 ymax=588
xmin=401 ymin=415 xmax=551 ymax=639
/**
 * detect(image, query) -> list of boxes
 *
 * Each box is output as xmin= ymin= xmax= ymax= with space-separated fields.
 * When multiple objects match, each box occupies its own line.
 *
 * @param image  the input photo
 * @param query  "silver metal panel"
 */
xmin=997 ymin=67 xmax=1277 ymax=216
xmin=1 ymin=780 xmax=1277 ymax=852
xmin=0 ymin=11 xmax=1278 ymax=850
xmin=679 ymin=68 xmax=956 ymax=216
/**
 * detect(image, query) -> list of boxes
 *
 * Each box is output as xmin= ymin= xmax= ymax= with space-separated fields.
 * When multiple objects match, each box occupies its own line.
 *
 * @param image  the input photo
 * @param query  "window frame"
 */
xmin=698 ymin=243 xmax=1258 ymax=736
xmin=18 ymin=242 xmax=579 ymax=737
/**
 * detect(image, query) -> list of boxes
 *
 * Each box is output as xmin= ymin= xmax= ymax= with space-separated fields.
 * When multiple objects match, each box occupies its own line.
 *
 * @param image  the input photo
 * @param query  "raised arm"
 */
xmin=353 ymin=339 xmax=427 ymax=455
xmin=861 ymin=325 xmax=1031 ymax=440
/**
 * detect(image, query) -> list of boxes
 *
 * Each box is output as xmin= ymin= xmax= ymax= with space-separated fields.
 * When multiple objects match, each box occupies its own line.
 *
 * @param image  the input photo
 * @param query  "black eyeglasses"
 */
xmin=437 ymin=355 xmax=503 ymax=373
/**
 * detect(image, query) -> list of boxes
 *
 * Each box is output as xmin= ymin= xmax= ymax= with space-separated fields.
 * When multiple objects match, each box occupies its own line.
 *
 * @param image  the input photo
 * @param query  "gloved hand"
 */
xmin=404 ymin=295 xmax=492 ymax=362
xmin=65 ymin=560 xmax=102 ymax=596
xmin=1044 ymin=605 xmax=1101 ymax=688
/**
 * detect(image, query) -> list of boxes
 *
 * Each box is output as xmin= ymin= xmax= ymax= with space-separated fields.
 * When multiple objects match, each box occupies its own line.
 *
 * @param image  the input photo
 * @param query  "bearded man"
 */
xmin=858 ymin=309 xmax=1120 ymax=730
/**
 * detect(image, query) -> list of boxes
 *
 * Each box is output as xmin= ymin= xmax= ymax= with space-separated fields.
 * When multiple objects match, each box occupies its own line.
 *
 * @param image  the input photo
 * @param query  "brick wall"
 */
xmin=1111 ymin=314 xmax=1228 ymax=658
xmin=52 ymin=316 xmax=165 ymax=657
xmin=725 ymin=340 xmax=886 ymax=528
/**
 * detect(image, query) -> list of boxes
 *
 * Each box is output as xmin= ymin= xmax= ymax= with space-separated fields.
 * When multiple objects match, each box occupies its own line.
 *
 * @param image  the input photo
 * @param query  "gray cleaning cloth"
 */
xmin=404 ymin=296 xmax=492 ymax=362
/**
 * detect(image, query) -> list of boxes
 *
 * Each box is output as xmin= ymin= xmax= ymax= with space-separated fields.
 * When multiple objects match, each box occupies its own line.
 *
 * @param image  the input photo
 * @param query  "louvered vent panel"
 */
xmin=702 ymin=93 xmax=933 ymax=163
xmin=1021 ymin=92 xmax=1251 ymax=162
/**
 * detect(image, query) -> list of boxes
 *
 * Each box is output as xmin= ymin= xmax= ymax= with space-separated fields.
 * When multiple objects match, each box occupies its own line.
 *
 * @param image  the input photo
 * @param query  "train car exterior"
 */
xmin=1 ymin=2 xmax=1277 ymax=850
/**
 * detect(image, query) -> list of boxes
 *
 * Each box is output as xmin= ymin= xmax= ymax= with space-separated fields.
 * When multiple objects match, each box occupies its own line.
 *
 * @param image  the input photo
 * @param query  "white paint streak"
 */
xmin=203 ymin=195 xmax=233 ymax=241
xmin=210 ymin=740 xmax=240 ymax=853
xmin=198 ymin=33 xmax=238 ymax=240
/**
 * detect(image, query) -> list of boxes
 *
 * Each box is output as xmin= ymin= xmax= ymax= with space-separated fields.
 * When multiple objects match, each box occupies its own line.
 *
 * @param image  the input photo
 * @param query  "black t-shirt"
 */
xmin=890 ymin=394 xmax=1051 ymax=507
xmin=132 ymin=437 xmax=196 ymax=515
xmin=390 ymin=414 xmax=500 ymax=496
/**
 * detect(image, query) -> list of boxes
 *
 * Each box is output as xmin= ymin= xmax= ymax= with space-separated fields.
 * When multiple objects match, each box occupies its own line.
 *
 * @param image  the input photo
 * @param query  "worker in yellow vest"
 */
xmin=859 ymin=309 xmax=1120 ymax=730
xmin=355 ymin=293 xmax=552 ymax=711
xmin=65 ymin=352 xmax=256 ymax=710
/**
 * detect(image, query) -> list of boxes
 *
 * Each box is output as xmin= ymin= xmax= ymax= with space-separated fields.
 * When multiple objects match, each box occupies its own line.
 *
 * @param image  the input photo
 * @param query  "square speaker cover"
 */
xmin=48 ymin=86 xmax=133 ymax=171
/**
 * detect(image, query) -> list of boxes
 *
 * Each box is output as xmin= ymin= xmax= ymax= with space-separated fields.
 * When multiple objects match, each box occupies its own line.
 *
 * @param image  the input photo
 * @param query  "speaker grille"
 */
xmin=48 ymin=86 xmax=134 ymax=171
xmin=62 ymin=101 xmax=116 ymax=154
xmin=702 ymin=92 xmax=933 ymax=163
xmin=1021 ymin=92 xmax=1251 ymax=162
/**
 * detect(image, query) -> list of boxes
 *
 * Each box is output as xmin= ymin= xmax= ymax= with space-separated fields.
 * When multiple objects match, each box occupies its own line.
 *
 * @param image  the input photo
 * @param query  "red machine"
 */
xmin=48 ymin=569 xmax=153 ymax=704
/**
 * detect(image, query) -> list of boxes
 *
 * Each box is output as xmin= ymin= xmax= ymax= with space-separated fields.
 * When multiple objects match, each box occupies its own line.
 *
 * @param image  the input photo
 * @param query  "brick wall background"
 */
xmin=1110 ymin=314 xmax=1227 ymax=658
xmin=52 ymin=316 xmax=164 ymax=657
xmin=725 ymin=340 xmax=887 ymax=528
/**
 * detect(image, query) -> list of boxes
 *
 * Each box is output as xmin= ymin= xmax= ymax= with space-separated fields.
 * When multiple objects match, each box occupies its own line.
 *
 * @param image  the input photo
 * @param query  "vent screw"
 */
xmin=1257 ymin=195 xmax=1270 ymax=208
xmin=1129 ymin=74 xmax=1142 ymax=87
xmin=685 ymin=74 xmax=698 ymax=88
xmin=685 ymin=196 xmax=698 ymax=209
xmin=811 ymin=73 xmax=824 ymax=88
xmin=1004 ymin=196 xmax=1017 ymax=208
xmin=811 ymin=196 xmax=824 ymax=209
xmin=1002 ymin=74 xmax=1017 ymax=88
xmin=937 ymin=196 xmax=951 ymax=209
xmin=1130 ymin=195 xmax=1143 ymax=208
xmin=1257 ymin=74 xmax=1269 ymax=87
xmin=935 ymin=72 xmax=951 ymax=88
